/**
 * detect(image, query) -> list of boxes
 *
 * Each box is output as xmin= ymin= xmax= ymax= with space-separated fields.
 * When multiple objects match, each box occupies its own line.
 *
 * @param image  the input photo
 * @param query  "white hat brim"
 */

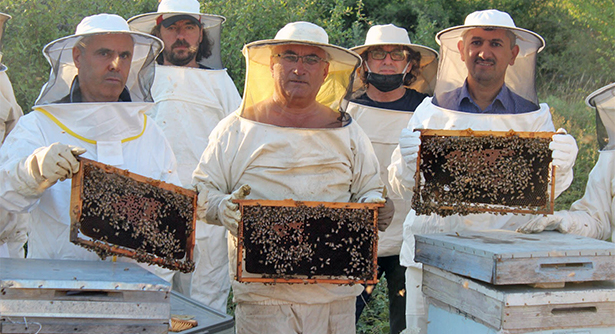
xmin=436 ymin=24 xmax=545 ymax=55
xmin=43 ymin=30 xmax=163 ymax=58
xmin=245 ymin=39 xmax=361 ymax=68
xmin=350 ymin=43 xmax=438 ymax=67
xmin=127 ymin=12 xmax=225 ymax=34
xmin=586 ymin=82 xmax=615 ymax=108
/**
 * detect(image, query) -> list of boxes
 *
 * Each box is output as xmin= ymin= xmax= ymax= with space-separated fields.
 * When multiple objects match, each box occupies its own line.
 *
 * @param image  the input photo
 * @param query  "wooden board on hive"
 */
xmin=70 ymin=158 xmax=196 ymax=273
xmin=413 ymin=129 xmax=556 ymax=216
xmin=234 ymin=199 xmax=381 ymax=285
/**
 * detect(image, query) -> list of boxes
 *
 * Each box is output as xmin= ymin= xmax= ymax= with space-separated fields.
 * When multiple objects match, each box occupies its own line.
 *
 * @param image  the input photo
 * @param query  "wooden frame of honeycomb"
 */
xmin=413 ymin=129 xmax=556 ymax=217
xmin=234 ymin=199 xmax=381 ymax=285
xmin=70 ymin=158 xmax=196 ymax=273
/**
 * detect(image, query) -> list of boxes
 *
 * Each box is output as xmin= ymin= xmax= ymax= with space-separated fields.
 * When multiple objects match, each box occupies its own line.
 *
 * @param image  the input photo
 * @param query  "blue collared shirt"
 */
xmin=433 ymin=81 xmax=539 ymax=114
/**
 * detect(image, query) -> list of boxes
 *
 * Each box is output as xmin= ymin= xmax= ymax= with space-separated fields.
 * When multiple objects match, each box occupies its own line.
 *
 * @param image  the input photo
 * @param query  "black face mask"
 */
xmin=364 ymin=62 xmax=410 ymax=92
xmin=366 ymin=72 xmax=406 ymax=92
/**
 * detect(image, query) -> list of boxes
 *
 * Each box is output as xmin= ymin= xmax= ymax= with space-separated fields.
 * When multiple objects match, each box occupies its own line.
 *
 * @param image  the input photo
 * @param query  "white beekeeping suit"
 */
xmin=387 ymin=10 xmax=577 ymax=334
xmin=347 ymin=24 xmax=438 ymax=260
xmin=128 ymin=0 xmax=242 ymax=312
xmin=0 ymin=14 xmax=180 ymax=281
xmin=345 ymin=24 xmax=438 ymax=334
xmin=518 ymin=82 xmax=615 ymax=240
xmin=193 ymin=21 xmax=383 ymax=333
xmin=0 ymin=12 xmax=26 ymax=258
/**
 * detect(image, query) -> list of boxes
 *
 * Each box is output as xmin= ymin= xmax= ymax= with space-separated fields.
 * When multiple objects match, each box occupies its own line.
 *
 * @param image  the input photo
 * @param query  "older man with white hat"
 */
xmin=518 ymin=83 xmax=615 ymax=240
xmin=0 ymin=14 xmax=180 ymax=280
xmin=128 ymin=0 xmax=241 ymax=312
xmin=193 ymin=21 xmax=385 ymax=334
xmin=387 ymin=9 xmax=579 ymax=333
xmin=346 ymin=24 xmax=438 ymax=334
xmin=0 ymin=12 xmax=26 ymax=258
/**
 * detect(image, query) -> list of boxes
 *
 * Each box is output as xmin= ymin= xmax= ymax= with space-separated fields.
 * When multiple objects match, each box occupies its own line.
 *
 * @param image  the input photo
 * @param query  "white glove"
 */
xmin=550 ymin=129 xmax=578 ymax=172
xmin=360 ymin=195 xmax=391 ymax=232
xmin=218 ymin=184 xmax=251 ymax=237
xmin=26 ymin=143 xmax=86 ymax=190
xmin=516 ymin=211 xmax=571 ymax=234
xmin=399 ymin=128 xmax=421 ymax=167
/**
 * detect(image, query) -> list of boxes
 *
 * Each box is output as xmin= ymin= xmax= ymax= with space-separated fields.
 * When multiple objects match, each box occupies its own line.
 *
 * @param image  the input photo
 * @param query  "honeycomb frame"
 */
xmin=70 ymin=158 xmax=196 ymax=273
xmin=234 ymin=199 xmax=381 ymax=285
xmin=413 ymin=129 xmax=557 ymax=217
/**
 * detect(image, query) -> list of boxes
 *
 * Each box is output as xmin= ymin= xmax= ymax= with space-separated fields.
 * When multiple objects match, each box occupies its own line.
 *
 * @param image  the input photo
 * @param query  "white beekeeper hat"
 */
xmin=0 ymin=12 xmax=11 ymax=72
xmin=35 ymin=14 xmax=163 ymax=105
xmin=128 ymin=0 xmax=225 ymax=69
xmin=434 ymin=9 xmax=545 ymax=108
xmin=350 ymin=24 xmax=438 ymax=94
xmin=241 ymin=21 xmax=361 ymax=113
xmin=586 ymin=82 xmax=615 ymax=150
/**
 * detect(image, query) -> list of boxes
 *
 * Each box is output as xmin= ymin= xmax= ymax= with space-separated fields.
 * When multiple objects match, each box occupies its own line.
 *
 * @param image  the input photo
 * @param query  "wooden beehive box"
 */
xmin=234 ymin=199 xmax=381 ymax=284
xmin=415 ymin=231 xmax=615 ymax=285
xmin=423 ymin=265 xmax=615 ymax=334
xmin=0 ymin=258 xmax=171 ymax=334
xmin=70 ymin=158 xmax=196 ymax=273
xmin=414 ymin=129 xmax=556 ymax=216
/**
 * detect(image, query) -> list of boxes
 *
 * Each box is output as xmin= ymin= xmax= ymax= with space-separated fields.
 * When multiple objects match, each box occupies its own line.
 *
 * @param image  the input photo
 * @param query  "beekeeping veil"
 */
xmin=35 ymin=14 xmax=163 ymax=105
xmin=586 ymin=83 xmax=615 ymax=150
xmin=127 ymin=0 xmax=225 ymax=69
xmin=434 ymin=9 xmax=544 ymax=107
xmin=0 ymin=13 xmax=10 ymax=72
xmin=350 ymin=24 xmax=438 ymax=95
xmin=241 ymin=21 xmax=361 ymax=116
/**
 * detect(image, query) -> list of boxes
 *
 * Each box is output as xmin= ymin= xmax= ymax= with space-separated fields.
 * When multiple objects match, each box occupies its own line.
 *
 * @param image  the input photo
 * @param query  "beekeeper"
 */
xmin=345 ymin=24 xmax=438 ymax=334
xmin=0 ymin=12 xmax=26 ymax=258
xmin=518 ymin=82 xmax=615 ymax=240
xmin=387 ymin=9 xmax=579 ymax=333
xmin=193 ymin=21 xmax=386 ymax=334
xmin=128 ymin=0 xmax=241 ymax=312
xmin=0 ymin=14 xmax=180 ymax=280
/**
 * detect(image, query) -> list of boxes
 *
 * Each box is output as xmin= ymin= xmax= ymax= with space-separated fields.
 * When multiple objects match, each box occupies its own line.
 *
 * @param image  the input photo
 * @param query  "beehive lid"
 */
xmin=0 ymin=258 xmax=171 ymax=292
xmin=415 ymin=231 xmax=615 ymax=285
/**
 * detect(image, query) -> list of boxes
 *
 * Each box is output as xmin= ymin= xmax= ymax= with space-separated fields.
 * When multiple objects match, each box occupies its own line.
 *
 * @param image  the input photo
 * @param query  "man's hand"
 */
xmin=377 ymin=197 xmax=395 ymax=232
xmin=360 ymin=195 xmax=392 ymax=232
xmin=27 ymin=143 xmax=86 ymax=190
xmin=218 ymin=184 xmax=251 ymax=237
xmin=550 ymin=129 xmax=578 ymax=172
xmin=516 ymin=211 xmax=570 ymax=234
xmin=399 ymin=128 xmax=421 ymax=167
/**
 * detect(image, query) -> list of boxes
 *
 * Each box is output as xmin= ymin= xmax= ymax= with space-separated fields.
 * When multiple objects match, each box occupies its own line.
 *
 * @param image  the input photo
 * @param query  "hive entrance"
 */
xmin=413 ymin=129 xmax=555 ymax=217
xmin=70 ymin=158 xmax=196 ymax=273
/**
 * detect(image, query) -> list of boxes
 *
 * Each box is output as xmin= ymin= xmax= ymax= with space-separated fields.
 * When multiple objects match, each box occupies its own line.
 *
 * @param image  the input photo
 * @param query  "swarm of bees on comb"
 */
xmin=239 ymin=202 xmax=378 ymax=283
xmin=413 ymin=131 xmax=554 ymax=217
xmin=72 ymin=162 xmax=195 ymax=273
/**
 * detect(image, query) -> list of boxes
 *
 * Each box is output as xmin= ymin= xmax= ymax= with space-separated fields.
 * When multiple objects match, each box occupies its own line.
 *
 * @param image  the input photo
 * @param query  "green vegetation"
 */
xmin=1 ymin=0 xmax=611 ymax=331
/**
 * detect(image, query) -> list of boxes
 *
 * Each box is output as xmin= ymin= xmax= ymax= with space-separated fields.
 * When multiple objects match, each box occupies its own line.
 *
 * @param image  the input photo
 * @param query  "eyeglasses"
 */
xmin=274 ymin=53 xmax=327 ymax=65
xmin=369 ymin=50 xmax=407 ymax=61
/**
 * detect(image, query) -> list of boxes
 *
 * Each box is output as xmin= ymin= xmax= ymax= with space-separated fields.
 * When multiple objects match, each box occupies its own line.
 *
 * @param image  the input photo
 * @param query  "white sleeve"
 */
xmin=388 ymin=143 xmax=416 ymax=200
xmin=557 ymin=151 xmax=615 ymax=240
xmin=0 ymin=72 xmax=24 ymax=144
xmin=350 ymin=125 xmax=384 ymax=202
xmin=0 ymin=116 xmax=48 ymax=213
xmin=192 ymin=125 xmax=235 ymax=227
